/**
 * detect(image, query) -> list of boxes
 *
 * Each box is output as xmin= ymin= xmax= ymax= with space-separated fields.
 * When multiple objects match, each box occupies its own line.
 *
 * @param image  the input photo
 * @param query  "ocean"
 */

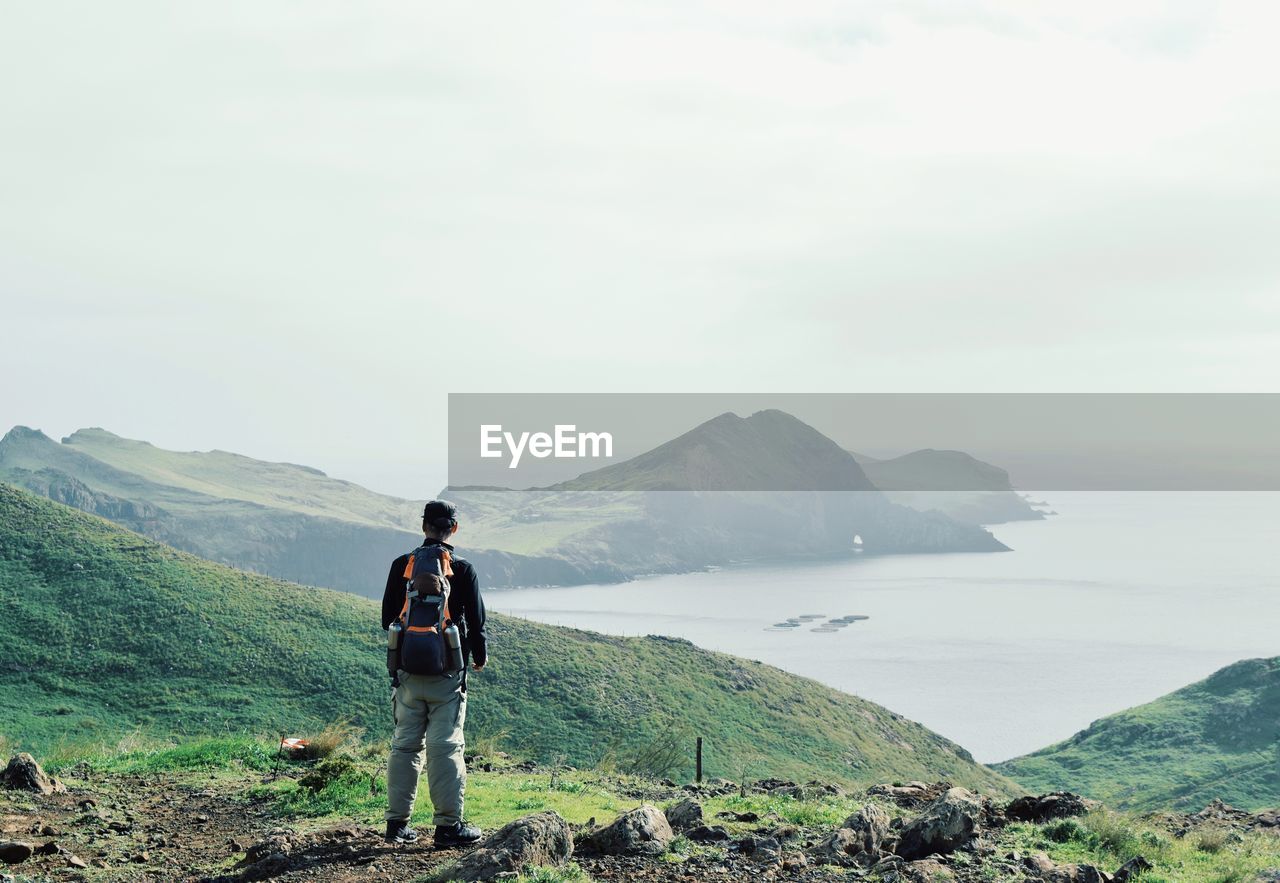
xmin=489 ymin=492 xmax=1280 ymax=762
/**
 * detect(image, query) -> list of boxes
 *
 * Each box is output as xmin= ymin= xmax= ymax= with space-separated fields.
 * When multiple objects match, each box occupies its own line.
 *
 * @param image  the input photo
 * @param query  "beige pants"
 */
xmin=385 ymin=669 xmax=467 ymax=826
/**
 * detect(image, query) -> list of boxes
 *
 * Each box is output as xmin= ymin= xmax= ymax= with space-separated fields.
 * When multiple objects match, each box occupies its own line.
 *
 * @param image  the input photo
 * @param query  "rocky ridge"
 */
xmin=4 ymin=753 xmax=1278 ymax=883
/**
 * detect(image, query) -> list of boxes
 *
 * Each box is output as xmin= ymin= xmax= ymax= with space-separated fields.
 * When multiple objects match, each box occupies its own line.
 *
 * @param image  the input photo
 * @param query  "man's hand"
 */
xmin=472 ymin=662 xmax=485 ymax=672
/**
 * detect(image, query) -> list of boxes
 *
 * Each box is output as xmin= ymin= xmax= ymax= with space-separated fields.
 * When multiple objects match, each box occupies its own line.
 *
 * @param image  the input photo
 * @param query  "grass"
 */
xmin=0 ymin=482 xmax=1017 ymax=795
xmin=23 ymin=733 xmax=1280 ymax=883
xmin=996 ymin=657 xmax=1280 ymax=812
xmin=252 ymin=764 xmax=639 ymax=832
xmin=1009 ymin=809 xmax=1280 ymax=883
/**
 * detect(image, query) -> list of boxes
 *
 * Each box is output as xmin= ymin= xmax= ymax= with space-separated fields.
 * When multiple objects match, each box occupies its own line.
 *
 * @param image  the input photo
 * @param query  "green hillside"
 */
xmin=0 ymin=427 xmax=617 ymax=592
xmin=0 ymin=482 xmax=1017 ymax=794
xmin=996 ymin=657 xmax=1280 ymax=811
xmin=60 ymin=427 xmax=418 ymax=528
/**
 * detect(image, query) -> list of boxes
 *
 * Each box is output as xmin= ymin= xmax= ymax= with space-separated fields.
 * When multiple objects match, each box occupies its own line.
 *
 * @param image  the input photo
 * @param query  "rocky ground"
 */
xmin=3 ymin=753 xmax=1279 ymax=883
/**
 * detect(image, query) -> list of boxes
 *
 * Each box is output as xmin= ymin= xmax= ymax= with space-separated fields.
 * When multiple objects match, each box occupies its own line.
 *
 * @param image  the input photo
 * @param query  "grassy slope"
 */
xmin=35 ymin=736 xmax=1280 ymax=883
xmin=62 ymin=427 xmax=420 ymax=528
xmin=0 ymin=483 xmax=1015 ymax=794
xmin=996 ymin=657 xmax=1280 ymax=811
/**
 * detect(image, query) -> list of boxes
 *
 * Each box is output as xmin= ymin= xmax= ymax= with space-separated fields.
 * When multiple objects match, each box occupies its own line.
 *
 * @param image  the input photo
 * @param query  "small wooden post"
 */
xmin=696 ymin=737 xmax=703 ymax=784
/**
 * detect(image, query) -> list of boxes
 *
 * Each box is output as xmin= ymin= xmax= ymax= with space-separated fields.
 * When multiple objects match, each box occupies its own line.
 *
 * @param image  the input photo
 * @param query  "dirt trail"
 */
xmin=0 ymin=769 xmax=471 ymax=882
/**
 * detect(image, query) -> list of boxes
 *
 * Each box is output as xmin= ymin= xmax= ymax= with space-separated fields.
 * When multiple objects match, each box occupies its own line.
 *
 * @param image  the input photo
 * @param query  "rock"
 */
xmin=664 ymin=798 xmax=703 ymax=832
xmin=708 ymin=778 xmax=737 ymax=795
xmin=812 ymin=804 xmax=893 ymax=867
xmin=811 ymin=829 xmax=872 ymax=867
xmin=66 ymin=854 xmax=88 ymax=869
xmin=904 ymin=858 xmax=956 ymax=881
xmin=751 ymin=778 xmax=797 ymax=792
xmin=1113 ymin=856 xmax=1152 ymax=882
xmin=0 ymin=842 xmax=34 ymax=864
xmin=715 ymin=810 xmax=759 ymax=823
xmin=770 ymin=823 xmax=800 ymax=842
xmin=770 ymin=784 xmax=833 ymax=800
xmin=2 ymin=754 xmax=64 ymax=795
xmin=1024 ymin=852 xmax=1057 ymax=874
xmin=1007 ymin=792 xmax=1096 ymax=823
xmin=1045 ymin=864 xmax=1110 ymax=883
xmin=686 ymin=825 xmax=730 ymax=843
xmin=870 ymin=781 xmax=953 ymax=808
xmin=240 ymin=851 xmax=290 ymax=881
xmin=1254 ymin=810 xmax=1280 ymax=830
xmin=842 ymin=804 xmax=892 ymax=854
xmin=782 ymin=851 xmax=808 ymax=871
xmin=241 ymin=832 xmax=295 ymax=865
xmin=873 ymin=854 xmax=906 ymax=875
xmin=579 ymin=806 xmax=673 ymax=856
xmin=895 ymin=787 xmax=983 ymax=860
xmin=1194 ymin=799 xmax=1249 ymax=822
xmin=736 ymin=835 xmax=781 ymax=863
xmin=443 ymin=811 xmax=573 ymax=881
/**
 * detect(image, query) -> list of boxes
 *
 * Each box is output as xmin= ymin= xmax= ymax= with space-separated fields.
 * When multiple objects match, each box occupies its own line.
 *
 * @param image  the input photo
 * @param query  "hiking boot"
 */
xmin=385 ymin=820 xmax=419 ymax=844
xmin=434 ymin=821 xmax=482 ymax=848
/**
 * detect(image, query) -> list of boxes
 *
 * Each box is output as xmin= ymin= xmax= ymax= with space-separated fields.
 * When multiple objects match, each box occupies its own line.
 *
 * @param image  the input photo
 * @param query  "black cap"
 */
xmin=423 ymin=499 xmax=458 ymax=528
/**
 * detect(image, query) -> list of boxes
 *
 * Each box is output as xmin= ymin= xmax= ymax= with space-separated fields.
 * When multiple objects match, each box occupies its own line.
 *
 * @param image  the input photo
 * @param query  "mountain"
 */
xmin=0 ymin=427 xmax=619 ymax=593
xmin=554 ymin=410 xmax=878 ymax=491
xmin=995 ymin=657 xmax=1280 ymax=811
xmin=0 ymin=482 xmax=1016 ymax=792
xmin=451 ymin=410 xmax=1007 ymax=574
xmin=851 ymin=449 xmax=1044 ymax=525
xmin=3 ymin=415 xmax=1007 ymax=594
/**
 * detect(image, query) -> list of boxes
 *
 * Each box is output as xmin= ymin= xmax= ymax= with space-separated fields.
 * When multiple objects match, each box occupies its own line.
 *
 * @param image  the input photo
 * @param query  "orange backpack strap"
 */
xmin=439 ymin=550 xmax=454 ymax=622
xmin=397 ymin=554 xmax=416 ymax=620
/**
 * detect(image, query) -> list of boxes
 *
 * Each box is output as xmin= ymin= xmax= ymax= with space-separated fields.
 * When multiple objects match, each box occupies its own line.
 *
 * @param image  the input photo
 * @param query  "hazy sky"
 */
xmin=3 ymin=1 xmax=1278 ymax=496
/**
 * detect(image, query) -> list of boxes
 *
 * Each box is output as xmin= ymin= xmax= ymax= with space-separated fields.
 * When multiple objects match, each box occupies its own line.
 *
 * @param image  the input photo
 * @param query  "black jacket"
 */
xmin=381 ymin=540 xmax=488 ymax=668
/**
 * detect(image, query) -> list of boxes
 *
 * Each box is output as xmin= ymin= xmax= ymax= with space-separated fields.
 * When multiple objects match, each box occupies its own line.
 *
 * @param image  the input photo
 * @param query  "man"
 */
xmin=381 ymin=499 xmax=487 ymax=847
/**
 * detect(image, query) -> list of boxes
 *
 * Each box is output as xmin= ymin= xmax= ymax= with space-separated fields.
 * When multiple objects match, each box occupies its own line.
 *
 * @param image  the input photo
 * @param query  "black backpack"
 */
xmin=395 ymin=544 xmax=458 ymax=676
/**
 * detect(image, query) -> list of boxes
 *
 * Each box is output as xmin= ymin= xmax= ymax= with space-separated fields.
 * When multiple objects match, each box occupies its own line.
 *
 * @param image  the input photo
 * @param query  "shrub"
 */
xmin=299 ymin=752 xmax=361 ymax=793
xmin=1081 ymin=809 xmax=1144 ymax=858
xmin=300 ymin=719 xmax=363 ymax=761
xmin=467 ymin=726 xmax=510 ymax=759
xmin=1044 ymin=819 xmax=1093 ymax=846
xmin=1196 ymin=827 xmax=1230 ymax=854
xmin=619 ymin=720 xmax=690 ymax=779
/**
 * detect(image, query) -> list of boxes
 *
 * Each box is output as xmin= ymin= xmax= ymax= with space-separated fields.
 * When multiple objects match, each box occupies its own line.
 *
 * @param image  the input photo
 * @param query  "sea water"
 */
xmin=489 ymin=493 xmax=1280 ymax=762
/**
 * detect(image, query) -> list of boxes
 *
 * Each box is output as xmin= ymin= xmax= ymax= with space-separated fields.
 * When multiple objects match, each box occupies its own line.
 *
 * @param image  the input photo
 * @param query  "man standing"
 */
xmin=381 ymin=500 xmax=487 ymax=847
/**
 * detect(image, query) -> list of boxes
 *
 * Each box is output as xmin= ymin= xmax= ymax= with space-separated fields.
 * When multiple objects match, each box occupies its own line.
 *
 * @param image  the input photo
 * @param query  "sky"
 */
xmin=2 ymin=0 xmax=1278 ymax=497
